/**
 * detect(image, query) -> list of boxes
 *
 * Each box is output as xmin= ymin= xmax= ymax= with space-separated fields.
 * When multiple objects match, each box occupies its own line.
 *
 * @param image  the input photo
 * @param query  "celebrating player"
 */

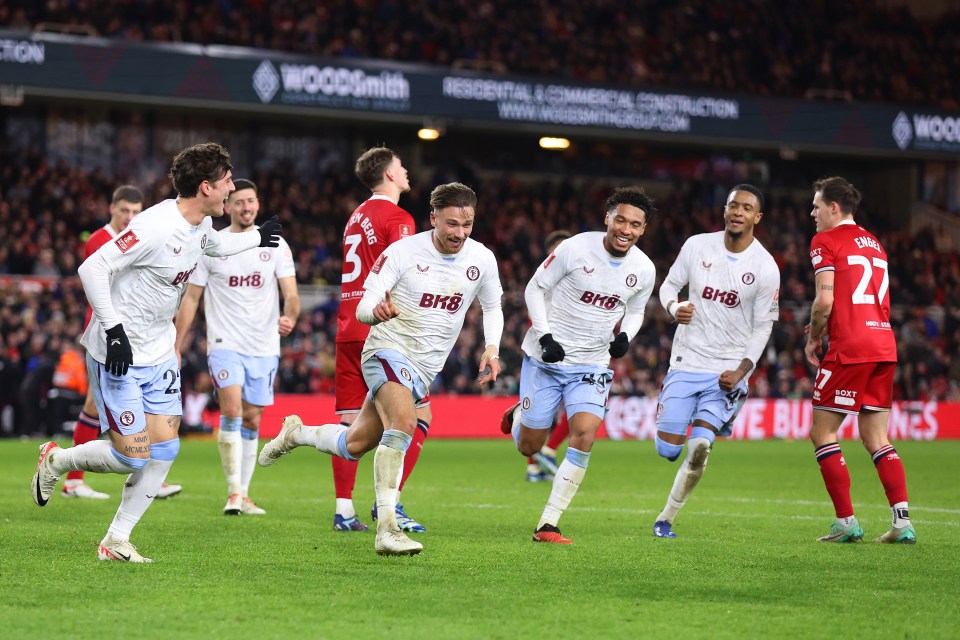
xmin=805 ymin=176 xmax=915 ymax=544
xmin=259 ymin=182 xmax=503 ymax=556
xmin=30 ymin=142 xmax=284 ymax=562
xmin=502 ymin=187 xmax=657 ymax=544
xmin=329 ymin=147 xmax=430 ymax=533
xmin=175 ymin=179 xmax=299 ymax=516
xmin=63 ymin=185 xmax=182 ymax=501
xmin=652 ymin=184 xmax=780 ymax=539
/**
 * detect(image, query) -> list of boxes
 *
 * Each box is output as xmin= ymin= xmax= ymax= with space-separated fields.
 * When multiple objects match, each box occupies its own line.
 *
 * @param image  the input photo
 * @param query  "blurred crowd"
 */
xmin=1 ymin=0 xmax=959 ymax=108
xmin=2 ymin=147 xmax=958 ymax=437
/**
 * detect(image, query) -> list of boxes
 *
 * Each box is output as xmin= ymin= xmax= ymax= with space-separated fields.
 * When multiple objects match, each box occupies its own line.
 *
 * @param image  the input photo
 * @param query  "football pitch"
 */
xmin=2 ymin=437 xmax=958 ymax=639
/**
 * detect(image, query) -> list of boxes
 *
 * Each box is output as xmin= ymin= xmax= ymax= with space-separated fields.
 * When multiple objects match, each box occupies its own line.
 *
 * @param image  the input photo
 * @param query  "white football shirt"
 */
xmin=80 ymin=199 xmax=259 ymax=366
xmin=660 ymin=231 xmax=780 ymax=373
xmin=522 ymin=231 xmax=656 ymax=366
xmin=360 ymin=231 xmax=503 ymax=386
xmin=190 ymin=230 xmax=295 ymax=357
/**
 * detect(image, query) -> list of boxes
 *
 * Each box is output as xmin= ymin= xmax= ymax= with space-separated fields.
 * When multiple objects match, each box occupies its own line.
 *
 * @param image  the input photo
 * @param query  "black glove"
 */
xmin=609 ymin=331 xmax=629 ymax=358
xmin=105 ymin=324 xmax=133 ymax=376
xmin=539 ymin=333 xmax=565 ymax=363
xmin=258 ymin=215 xmax=282 ymax=248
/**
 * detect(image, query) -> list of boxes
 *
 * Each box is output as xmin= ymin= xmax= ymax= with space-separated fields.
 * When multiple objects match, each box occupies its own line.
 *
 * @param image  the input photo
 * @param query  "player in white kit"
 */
xmin=30 ymin=143 xmax=284 ymax=562
xmin=504 ymin=187 xmax=657 ymax=545
xmin=259 ymin=182 xmax=504 ymax=556
xmin=652 ymin=184 xmax=780 ymax=539
xmin=175 ymin=179 xmax=299 ymax=516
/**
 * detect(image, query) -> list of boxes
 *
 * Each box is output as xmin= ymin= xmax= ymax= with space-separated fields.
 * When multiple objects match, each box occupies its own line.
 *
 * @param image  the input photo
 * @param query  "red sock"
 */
xmin=67 ymin=411 xmax=100 ymax=481
xmin=399 ymin=420 xmax=428 ymax=491
xmin=872 ymin=445 xmax=908 ymax=505
xmin=527 ymin=456 xmax=536 ymax=464
xmin=331 ymin=456 xmax=359 ymax=499
xmin=815 ymin=443 xmax=853 ymax=518
xmin=546 ymin=414 xmax=569 ymax=450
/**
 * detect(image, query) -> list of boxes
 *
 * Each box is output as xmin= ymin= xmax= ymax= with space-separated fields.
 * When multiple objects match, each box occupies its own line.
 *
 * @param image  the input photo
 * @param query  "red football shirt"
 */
xmin=809 ymin=221 xmax=897 ymax=363
xmin=82 ymin=225 xmax=116 ymax=327
xmin=336 ymin=196 xmax=415 ymax=343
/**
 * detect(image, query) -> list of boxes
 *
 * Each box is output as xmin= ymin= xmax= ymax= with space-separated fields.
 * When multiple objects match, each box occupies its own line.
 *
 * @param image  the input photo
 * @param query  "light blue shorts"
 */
xmin=656 ymin=370 xmax=748 ymax=437
xmin=362 ymin=349 xmax=430 ymax=404
xmin=518 ymin=355 xmax=613 ymax=429
xmin=208 ymin=349 xmax=278 ymax=407
xmin=87 ymin=353 xmax=183 ymax=436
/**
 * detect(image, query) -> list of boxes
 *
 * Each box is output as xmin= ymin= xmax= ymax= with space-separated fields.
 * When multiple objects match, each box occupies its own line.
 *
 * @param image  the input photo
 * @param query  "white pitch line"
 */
xmin=456 ymin=503 xmax=959 ymax=526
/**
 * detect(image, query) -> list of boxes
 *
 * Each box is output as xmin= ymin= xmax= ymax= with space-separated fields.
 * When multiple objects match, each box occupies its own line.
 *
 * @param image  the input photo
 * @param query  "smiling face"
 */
xmin=430 ymin=205 xmax=475 ymax=254
xmin=603 ymin=203 xmax=647 ymax=257
xmin=201 ymin=170 xmax=235 ymax=217
xmin=226 ymin=187 xmax=259 ymax=230
xmin=724 ymin=189 xmax=763 ymax=240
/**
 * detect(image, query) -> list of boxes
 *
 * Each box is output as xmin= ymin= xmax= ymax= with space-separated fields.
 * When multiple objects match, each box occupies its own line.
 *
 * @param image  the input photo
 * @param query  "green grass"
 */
xmin=1 ymin=437 xmax=957 ymax=639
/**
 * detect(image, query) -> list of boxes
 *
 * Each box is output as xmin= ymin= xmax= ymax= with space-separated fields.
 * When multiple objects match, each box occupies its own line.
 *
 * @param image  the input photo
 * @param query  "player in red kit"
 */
xmin=330 ymin=147 xmax=430 ymax=532
xmin=62 ymin=185 xmax=181 ymax=501
xmin=805 ymin=176 xmax=914 ymax=544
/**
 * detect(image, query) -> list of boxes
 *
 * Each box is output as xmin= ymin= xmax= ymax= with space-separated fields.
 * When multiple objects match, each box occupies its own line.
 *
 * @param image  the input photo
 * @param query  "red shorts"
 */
xmin=812 ymin=353 xmax=895 ymax=414
xmin=334 ymin=341 xmax=430 ymax=414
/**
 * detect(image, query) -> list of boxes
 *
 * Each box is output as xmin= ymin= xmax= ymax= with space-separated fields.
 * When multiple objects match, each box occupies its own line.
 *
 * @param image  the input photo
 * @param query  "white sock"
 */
xmin=240 ymin=435 xmax=258 ymax=497
xmin=336 ymin=498 xmax=356 ymax=518
xmin=541 ymin=445 xmax=556 ymax=458
xmin=218 ymin=429 xmax=242 ymax=495
xmin=656 ymin=437 xmax=711 ymax=523
xmin=527 ymin=463 xmax=540 ymax=474
xmin=538 ymin=458 xmax=587 ymax=529
xmin=373 ymin=445 xmax=405 ymax=533
xmin=892 ymin=501 xmax=910 ymax=528
xmin=297 ymin=423 xmax=348 ymax=456
xmin=53 ymin=440 xmax=134 ymax=475
xmin=106 ymin=458 xmax=173 ymax=541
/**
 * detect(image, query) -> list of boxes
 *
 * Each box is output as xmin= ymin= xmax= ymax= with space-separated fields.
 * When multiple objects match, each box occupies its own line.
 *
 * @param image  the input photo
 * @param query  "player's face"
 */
xmin=724 ymin=190 xmax=762 ymax=239
xmin=387 ymin=156 xmax=411 ymax=194
xmin=202 ymin=170 xmax=235 ymax=217
xmin=430 ymin=205 xmax=475 ymax=254
xmin=603 ymin=203 xmax=646 ymax=257
xmin=109 ymin=198 xmax=143 ymax=232
xmin=227 ymin=188 xmax=259 ymax=229
xmin=811 ymin=191 xmax=837 ymax=232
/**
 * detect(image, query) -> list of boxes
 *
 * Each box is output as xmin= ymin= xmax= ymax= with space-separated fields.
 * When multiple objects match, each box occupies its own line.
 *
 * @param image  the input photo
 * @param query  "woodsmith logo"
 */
xmin=257 ymin=61 xmax=411 ymax=110
xmin=894 ymin=110 xmax=960 ymax=153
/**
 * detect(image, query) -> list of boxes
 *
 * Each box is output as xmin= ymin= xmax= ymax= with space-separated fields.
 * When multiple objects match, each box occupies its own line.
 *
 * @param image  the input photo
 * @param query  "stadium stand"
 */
xmin=1 ymin=1 xmax=959 ymax=437
xmin=3 ymin=0 xmax=959 ymax=108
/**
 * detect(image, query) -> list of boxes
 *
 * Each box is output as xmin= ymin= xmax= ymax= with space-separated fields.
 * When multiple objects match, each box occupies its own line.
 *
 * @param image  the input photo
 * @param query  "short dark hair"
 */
xmin=728 ymin=183 xmax=765 ymax=212
xmin=545 ymin=229 xmax=572 ymax=252
xmin=430 ymin=182 xmax=477 ymax=211
xmin=606 ymin=186 xmax=656 ymax=220
xmin=169 ymin=142 xmax=232 ymax=197
xmin=814 ymin=176 xmax=862 ymax=215
xmin=230 ymin=179 xmax=257 ymax=196
xmin=112 ymin=185 xmax=143 ymax=204
xmin=355 ymin=147 xmax=396 ymax=190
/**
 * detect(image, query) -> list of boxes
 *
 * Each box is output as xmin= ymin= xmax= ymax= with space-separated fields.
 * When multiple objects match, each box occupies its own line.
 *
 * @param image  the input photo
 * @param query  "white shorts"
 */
xmin=518 ymin=356 xmax=613 ymax=429
xmin=208 ymin=349 xmax=278 ymax=407
xmin=656 ymin=370 xmax=748 ymax=437
xmin=362 ymin=349 xmax=430 ymax=405
xmin=87 ymin=353 xmax=182 ymax=436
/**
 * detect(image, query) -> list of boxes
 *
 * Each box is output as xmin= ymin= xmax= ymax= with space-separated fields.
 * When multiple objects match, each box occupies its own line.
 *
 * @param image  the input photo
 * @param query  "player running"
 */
xmin=651 ymin=184 xmax=780 ymax=539
xmin=502 ymin=187 xmax=657 ymax=544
